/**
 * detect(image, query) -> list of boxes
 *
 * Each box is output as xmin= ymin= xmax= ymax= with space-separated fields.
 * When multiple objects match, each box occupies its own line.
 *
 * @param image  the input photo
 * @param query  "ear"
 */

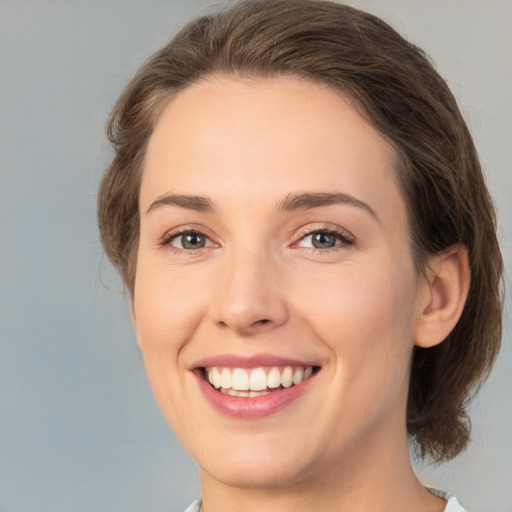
xmin=414 ymin=245 xmax=470 ymax=348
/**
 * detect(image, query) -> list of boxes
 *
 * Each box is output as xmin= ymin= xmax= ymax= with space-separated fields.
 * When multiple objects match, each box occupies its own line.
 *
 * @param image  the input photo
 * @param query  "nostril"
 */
xmin=254 ymin=318 xmax=271 ymax=327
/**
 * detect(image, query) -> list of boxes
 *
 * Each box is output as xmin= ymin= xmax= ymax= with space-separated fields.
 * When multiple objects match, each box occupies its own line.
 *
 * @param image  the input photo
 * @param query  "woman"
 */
xmin=97 ymin=1 xmax=503 ymax=510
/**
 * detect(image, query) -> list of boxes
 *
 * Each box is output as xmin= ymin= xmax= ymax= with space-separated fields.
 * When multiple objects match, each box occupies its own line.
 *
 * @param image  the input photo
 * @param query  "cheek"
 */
xmin=296 ymin=256 xmax=418 ymax=383
xmin=131 ymin=260 xmax=209 ymax=411
xmin=131 ymin=266 xmax=204 ymax=427
xmin=132 ymin=259 xmax=209 ymax=351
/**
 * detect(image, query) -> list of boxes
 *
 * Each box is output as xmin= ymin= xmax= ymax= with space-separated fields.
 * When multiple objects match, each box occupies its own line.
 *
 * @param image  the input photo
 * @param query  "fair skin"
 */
xmin=132 ymin=76 xmax=469 ymax=512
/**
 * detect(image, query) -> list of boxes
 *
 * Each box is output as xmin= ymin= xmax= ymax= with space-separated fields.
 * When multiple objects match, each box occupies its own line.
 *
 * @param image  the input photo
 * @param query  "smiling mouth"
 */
xmin=201 ymin=365 xmax=320 ymax=397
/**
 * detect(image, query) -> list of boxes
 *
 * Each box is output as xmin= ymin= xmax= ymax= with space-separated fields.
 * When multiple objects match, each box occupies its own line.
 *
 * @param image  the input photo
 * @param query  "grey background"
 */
xmin=1 ymin=0 xmax=510 ymax=511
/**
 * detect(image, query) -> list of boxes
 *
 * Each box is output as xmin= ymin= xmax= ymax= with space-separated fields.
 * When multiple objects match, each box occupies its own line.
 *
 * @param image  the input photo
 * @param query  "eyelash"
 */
xmin=294 ymin=225 xmax=355 ymax=253
xmin=159 ymin=225 xmax=355 ymax=255
xmin=159 ymin=229 xmax=214 ymax=255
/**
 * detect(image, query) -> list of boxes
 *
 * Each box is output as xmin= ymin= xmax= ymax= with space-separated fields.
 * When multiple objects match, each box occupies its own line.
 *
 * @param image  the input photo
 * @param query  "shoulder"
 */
xmin=427 ymin=487 xmax=468 ymax=512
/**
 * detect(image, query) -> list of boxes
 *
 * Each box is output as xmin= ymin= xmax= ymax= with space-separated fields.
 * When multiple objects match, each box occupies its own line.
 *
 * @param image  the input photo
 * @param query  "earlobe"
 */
xmin=414 ymin=245 xmax=470 ymax=348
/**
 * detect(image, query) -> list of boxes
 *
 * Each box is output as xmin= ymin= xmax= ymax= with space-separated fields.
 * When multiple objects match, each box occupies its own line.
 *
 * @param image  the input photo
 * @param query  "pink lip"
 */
xmin=191 ymin=353 xmax=320 ymax=419
xmin=194 ymin=374 xmax=316 ymax=418
xmin=192 ymin=353 xmax=318 ymax=369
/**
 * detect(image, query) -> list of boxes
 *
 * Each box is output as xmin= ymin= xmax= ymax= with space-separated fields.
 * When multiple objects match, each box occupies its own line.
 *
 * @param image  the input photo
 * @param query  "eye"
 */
xmin=163 ymin=230 xmax=214 ymax=251
xmin=308 ymin=232 xmax=339 ymax=249
xmin=174 ymin=233 xmax=206 ymax=249
xmin=296 ymin=227 xmax=353 ymax=250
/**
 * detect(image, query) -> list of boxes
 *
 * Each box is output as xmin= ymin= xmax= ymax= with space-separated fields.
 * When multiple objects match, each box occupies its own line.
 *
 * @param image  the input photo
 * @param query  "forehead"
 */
xmin=142 ymin=76 xmax=404 ymax=225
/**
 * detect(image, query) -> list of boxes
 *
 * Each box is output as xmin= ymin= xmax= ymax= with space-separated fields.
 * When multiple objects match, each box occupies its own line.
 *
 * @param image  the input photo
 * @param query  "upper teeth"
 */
xmin=206 ymin=366 xmax=314 ymax=391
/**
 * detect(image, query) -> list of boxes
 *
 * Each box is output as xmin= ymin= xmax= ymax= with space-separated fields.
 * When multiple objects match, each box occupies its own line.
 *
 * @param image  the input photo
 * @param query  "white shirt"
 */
xmin=428 ymin=488 xmax=468 ymax=512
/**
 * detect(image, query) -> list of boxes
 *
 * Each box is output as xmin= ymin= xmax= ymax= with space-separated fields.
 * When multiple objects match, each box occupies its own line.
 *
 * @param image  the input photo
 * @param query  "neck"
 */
xmin=198 ymin=425 xmax=445 ymax=512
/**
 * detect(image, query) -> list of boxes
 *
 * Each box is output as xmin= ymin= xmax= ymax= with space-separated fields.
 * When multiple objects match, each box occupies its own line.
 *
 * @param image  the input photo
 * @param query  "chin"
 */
xmin=194 ymin=434 xmax=322 ymax=490
xmin=204 ymin=457 xmax=313 ymax=490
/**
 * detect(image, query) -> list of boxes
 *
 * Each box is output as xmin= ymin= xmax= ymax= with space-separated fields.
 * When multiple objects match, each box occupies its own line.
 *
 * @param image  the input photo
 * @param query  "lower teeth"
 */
xmin=221 ymin=388 xmax=272 ymax=397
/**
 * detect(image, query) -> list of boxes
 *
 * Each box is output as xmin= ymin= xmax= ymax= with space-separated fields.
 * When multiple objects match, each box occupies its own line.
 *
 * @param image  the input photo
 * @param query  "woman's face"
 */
xmin=133 ymin=76 xmax=428 ymax=489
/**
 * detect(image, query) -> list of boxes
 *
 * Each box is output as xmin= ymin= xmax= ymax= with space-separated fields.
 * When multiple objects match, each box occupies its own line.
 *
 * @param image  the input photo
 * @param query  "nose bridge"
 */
xmin=211 ymin=241 xmax=288 ymax=335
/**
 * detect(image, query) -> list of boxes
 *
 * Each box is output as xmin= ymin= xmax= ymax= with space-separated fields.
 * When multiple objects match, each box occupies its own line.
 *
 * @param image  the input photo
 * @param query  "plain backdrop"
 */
xmin=1 ymin=1 xmax=510 ymax=511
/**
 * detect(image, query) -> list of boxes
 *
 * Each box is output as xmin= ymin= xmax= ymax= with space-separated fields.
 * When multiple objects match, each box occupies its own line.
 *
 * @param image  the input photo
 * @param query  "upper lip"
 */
xmin=191 ymin=353 xmax=320 ymax=369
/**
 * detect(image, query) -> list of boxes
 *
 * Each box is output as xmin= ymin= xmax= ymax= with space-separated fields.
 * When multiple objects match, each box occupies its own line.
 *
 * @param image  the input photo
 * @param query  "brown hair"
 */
xmin=97 ymin=0 xmax=503 ymax=462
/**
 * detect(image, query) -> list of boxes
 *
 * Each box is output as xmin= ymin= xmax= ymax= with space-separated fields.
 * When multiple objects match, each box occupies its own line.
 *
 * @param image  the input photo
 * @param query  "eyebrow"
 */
xmin=146 ymin=190 xmax=377 ymax=220
xmin=278 ymin=192 xmax=378 ymax=219
xmin=146 ymin=194 xmax=214 ymax=214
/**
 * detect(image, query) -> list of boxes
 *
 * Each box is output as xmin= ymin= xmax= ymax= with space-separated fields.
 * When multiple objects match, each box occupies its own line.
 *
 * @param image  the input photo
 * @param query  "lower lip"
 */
xmin=194 ymin=372 xmax=316 ymax=419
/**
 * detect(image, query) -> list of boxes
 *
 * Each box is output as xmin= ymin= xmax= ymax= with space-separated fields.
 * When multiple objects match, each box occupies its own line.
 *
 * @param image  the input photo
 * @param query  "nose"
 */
xmin=210 ymin=250 xmax=289 ymax=336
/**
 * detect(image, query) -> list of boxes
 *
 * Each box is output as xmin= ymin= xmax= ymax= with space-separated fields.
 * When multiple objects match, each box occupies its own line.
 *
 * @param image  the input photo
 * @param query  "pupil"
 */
xmin=182 ymin=233 xmax=205 ymax=249
xmin=312 ymin=232 xmax=335 ymax=248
